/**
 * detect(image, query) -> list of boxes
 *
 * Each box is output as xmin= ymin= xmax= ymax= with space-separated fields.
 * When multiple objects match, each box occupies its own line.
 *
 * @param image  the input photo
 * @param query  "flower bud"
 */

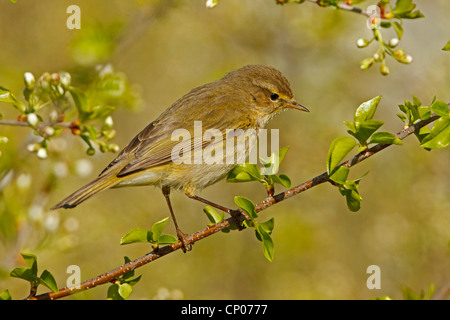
xmin=27 ymin=143 xmax=40 ymax=152
xmin=388 ymin=38 xmax=399 ymax=48
xmin=26 ymin=113 xmax=39 ymax=127
xmin=37 ymin=147 xmax=48 ymax=159
xmin=24 ymin=72 xmax=35 ymax=90
xmin=44 ymin=126 xmax=55 ymax=137
xmin=373 ymin=52 xmax=383 ymax=62
xmin=51 ymin=73 xmax=60 ymax=84
xmin=206 ymin=0 xmax=218 ymax=8
xmin=404 ymin=55 xmax=413 ymax=64
xmin=380 ymin=63 xmax=390 ymax=76
xmin=59 ymin=72 xmax=71 ymax=89
xmin=360 ymin=57 xmax=374 ymax=70
xmin=86 ymin=147 xmax=96 ymax=156
xmin=104 ymin=116 xmax=114 ymax=129
xmin=109 ymin=143 xmax=120 ymax=153
xmin=356 ymin=38 xmax=369 ymax=48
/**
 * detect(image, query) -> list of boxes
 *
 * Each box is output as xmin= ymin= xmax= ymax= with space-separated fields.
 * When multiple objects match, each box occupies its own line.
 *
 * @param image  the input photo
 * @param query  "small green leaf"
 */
xmin=120 ymin=227 xmax=150 ymax=245
xmin=69 ymin=87 xmax=89 ymax=120
xmin=118 ymin=283 xmax=133 ymax=300
xmin=203 ymin=206 xmax=223 ymax=224
xmin=327 ymin=137 xmax=356 ymax=175
xmin=21 ymin=253 xmax=38 ymax=276
xmin=10 ymin=267 xmax=38 ymax=283
xmin=430 ymin=101 xmax=449 ymax=118
xmin=0 ymin=86 xmax=26 ymax=112
xmin=227 ymin=163 xmax=261 ymax=183
xmin=0 ymin=290 xmax=12 ymax=300
xmin=354 ymin=96 xmax=382 ymax=122
xmin=443 ymin=41 xmax=450 ymax=51
xmin=234 ymin=196 xmax=257 ymax=219
xmin=260 ymin=146 xmax=290 ymax=175
xmin=107 ymin=284 xmax=122 ymax=300
xmin=256 ymin=225 xmax=274 ymax=262
xmin=329 ymin=166 xmax=350 ymax=184
xmin=276 ymin=174 xmax=291 ymax=188
xmin=342 ymin=187 xmax=362 ymax=212
xmin=420 ymin=117 xmax=450 ymax=149
xmin=393 ymin=0 xmax=415 ymax=14
xmin=151 ymin=217 xmax=169 ymax=243
xmin=351 ymin=119 xmax=385 ymax=144
xmin=39 ymin=270 xmax=58 ymax=293
xmin=126 ymin=275 xmax=142 ymax=287
xmin=259 ymin=218 xmax=275 ymax=235
xmin=158 ymin=234 xmax=179 ymax=245
xmin=393 ymin=21 xmax=404 ymax=39
xmin=368 ymin=132 xmax=403 ymax=145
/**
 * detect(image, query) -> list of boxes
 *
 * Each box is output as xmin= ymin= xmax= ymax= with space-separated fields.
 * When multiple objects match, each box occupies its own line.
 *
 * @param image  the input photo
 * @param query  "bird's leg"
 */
xmin=162 ymin=186 xmax=191 ymax=253
xmin=183 ymin=185 xmax=247 ymax=230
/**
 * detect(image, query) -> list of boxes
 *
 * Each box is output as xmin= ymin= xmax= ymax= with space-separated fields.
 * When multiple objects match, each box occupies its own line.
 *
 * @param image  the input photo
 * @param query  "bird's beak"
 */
xmin=287 ymin=101 xmax=310 ymax=112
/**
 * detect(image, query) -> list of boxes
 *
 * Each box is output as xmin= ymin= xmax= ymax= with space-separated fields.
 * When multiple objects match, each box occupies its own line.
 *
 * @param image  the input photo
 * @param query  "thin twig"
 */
xmin=0 ymin=119 xmax=73 ymax=129
xmin=30 ymin=112 xmax=442 ymax=300
xmin=305 ymin=0 xmax=371 ymax=17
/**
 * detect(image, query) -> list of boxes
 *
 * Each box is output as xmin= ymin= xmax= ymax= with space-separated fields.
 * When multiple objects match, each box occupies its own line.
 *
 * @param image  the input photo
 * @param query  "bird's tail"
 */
xmin=51 ymin=174 xmax=119 ymax=210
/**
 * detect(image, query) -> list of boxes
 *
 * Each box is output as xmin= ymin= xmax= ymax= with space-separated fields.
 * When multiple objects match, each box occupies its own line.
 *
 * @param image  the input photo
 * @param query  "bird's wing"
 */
xmin=100 ymin=83 xmax=253 ymax=178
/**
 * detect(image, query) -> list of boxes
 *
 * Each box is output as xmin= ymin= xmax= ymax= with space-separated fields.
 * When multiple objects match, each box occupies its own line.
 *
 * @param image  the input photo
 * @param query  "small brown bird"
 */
xmin=52 ymin=65 xmax=309 ymax=251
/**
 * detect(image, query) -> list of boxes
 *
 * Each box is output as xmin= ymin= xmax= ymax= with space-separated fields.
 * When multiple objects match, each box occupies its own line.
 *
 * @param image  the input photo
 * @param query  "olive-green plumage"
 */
xmin=51 ymin=65 xmax=308 ymax=234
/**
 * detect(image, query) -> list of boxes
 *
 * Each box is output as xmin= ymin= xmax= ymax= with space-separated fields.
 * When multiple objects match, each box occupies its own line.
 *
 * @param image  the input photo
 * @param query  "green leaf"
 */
xmin=329 ymin=166 xmax=350 ymax=184
xmin=21 ymin=253 xmax=38 ymax=276
xmin=120 ymin=227 xmax=150 ymax=245
xmin=415 ymin=125 xmax=431 ymax=143
xmin=327 ymin=137 xmax=356 ymax=175
xmin=393 ymin=21 xmax=404 ymax=39
xmin=227 ymin=163 xmax=261 ymax=183
xmin=342 ymin=187 xmax=362 ymax=212
xmin=256 ymin=225 xmax=274 ymax=262
xmin=10 ymin=267 xmax=38 ymax=283
xmin=151 ymin=217 xmax=169 ymax=243
xmin=275 ymin=174 xmax=291 ymax=188
xmin=107 ymin=284 xmax=122 ymax=300
xmin=259 ymin=218 xmax=275 ymax=235
xmin=0 ymin=289 xmax=12 ymax=300
xmin=118 ymin=283 xmax=133 ymax=300
xmin=158 ymin=234 xmax=179 ymax=245
xmin=368 ymin=132 xmax=403 ymax=145
xmin=126 ymin=275 xmax=142 ymax=287
xmin=354 ymin=96 xmax=381 ymax=122
xmin=0 ymin=86 xmax=26 ymax=112
xmin=430 ymin=101 xmax=449 ymax=118
xmin=203 ymin=206 xmax=223 ymax=224
xmin=350 ymin=119 xmax=385 ymax=144
xmin=69 ymin=87 xmax=89 ymax=120
xmin=393 ymin=0 xmax=415 ymax=14
xmin=420 ymin=117 xmax=450 ymax=149
xmin=39 ymin=270 xmax=58 ymax=293
xmin=443 ymin=41 xmax=450 ymax=51
xmin=260 ymin=146 xmax=290 ymax=175
xmin=234 ymin=196 xmax=257 ymax=219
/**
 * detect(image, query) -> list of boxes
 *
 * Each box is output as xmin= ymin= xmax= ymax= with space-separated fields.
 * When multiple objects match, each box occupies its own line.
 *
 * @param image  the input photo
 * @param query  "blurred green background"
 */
xmin=0 ymin=0 xmax=449 ymax=299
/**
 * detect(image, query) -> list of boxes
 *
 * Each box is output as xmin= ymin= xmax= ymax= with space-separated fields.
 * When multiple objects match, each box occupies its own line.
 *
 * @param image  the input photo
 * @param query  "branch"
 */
xmin=305 ymin=0 xmax=371 ymax=17
xmin=31 ymin=113 xmax=441 ymax=300
xmin=0 ymin=119 xmax=73 ymax=129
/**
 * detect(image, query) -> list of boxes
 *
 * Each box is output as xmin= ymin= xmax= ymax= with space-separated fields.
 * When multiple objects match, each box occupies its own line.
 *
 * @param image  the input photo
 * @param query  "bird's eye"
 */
xmin=270 ymin=93 xmax=279 ymax=101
